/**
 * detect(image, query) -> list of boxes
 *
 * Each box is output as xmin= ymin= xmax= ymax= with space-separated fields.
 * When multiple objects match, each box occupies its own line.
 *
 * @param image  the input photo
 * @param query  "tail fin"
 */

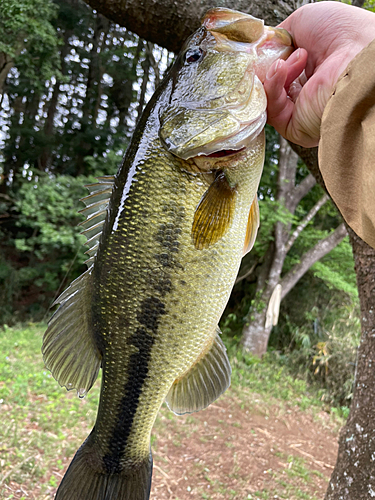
xmin=55 ymin=443 xmax=153 ymax=500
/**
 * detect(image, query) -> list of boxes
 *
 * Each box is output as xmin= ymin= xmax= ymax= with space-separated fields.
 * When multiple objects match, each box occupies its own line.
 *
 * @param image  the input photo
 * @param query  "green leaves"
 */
xmin=0 ymin=0 xmax=60 ymax=85
xmin=14 ymin=173 xmax=87 ymax=256
xmin=0 ymin=173 xmax=97 ymax=321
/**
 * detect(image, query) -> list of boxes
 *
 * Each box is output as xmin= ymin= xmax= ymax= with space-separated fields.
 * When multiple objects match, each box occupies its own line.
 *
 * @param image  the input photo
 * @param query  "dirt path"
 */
xmin=151 ymin=390 xmax=339 ymax=500
xmin=3 ymin=389 xmax=339 ymax=500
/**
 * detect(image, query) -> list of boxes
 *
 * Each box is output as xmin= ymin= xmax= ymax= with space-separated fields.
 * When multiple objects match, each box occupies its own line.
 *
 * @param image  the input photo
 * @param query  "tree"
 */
xmin=0 ymin=0 xmax=60 ymax=94
xmin=83 ymin=0 xmax=297 ymax=53
xmin=241 ymin=137 xmax=347 ymax=356
xmin=77 ymin=0 xmax=375 ymax=499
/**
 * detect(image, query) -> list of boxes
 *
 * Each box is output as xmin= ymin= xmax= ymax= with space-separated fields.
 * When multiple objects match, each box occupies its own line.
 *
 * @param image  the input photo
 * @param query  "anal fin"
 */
xmin=166 ymin=328 xmax=231 ymax=415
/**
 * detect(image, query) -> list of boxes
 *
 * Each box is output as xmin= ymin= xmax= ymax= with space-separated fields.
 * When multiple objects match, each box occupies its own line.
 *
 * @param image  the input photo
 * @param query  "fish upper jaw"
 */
xmin=203 ymin=8 xmax=294 ymax=83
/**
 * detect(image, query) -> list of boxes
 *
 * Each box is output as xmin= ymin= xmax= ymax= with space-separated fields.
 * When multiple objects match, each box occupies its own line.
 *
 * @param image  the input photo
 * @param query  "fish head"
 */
xmin=159 ymin=8 xmax=293 ymax=163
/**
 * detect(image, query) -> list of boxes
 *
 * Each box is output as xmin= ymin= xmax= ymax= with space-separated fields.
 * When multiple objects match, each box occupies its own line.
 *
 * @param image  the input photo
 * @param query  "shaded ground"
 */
xmin=2 ymin=389 xmax=338 ymax=500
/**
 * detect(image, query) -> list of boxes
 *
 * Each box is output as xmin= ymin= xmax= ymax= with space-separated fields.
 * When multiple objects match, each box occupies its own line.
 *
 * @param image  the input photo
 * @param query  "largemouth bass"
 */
xmin=43 ymin=8 xmax=293 ymax=500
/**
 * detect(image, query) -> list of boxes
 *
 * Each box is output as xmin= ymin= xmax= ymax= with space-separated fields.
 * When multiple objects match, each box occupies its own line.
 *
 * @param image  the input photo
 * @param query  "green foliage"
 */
xmin=269 ymin=289 xmax=360 ymax=406
xmin=14 ymin=173 xmax=87 ymax=256
xmin=364 ymin=0 xmax=375 ymax=12
xmin=0 ymin=0 xmax=61 ymax=85
xmin=222 ymin=293 xmax=359 ymax=409
xmin=0 ymin=0 xmax=152 ymax=322
xmin=0 ymin=173 xmax=96 ymax=322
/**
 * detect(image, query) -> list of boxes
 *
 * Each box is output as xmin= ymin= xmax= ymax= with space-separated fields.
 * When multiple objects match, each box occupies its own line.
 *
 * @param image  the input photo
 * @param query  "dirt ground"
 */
xmin=150 ymin=391 xmax=338 ymax=500
xmin=4 ymin=389 xmax=339 ymax=500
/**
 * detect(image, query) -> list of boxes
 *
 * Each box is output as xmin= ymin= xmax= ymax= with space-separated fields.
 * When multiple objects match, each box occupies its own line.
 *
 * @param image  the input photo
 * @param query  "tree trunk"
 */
xmin=0 ymin=52 xmax=14 ymax=95
xmin=136 ymin=42 xmax=153 ymax=122
xmin=39 ymin=29 xmax=73 ymax=171
xmin=242 ymin=309 xmax=273 ymax=356
xmin=241 ymin=138 xmax=344 ymax=357
xmin=325 ymin=227 xmax=375 ymax=500
xmin=280 ymin=223 xmax=347 ymax=299
xmin=83 ymin=0 xmax=297 ymax=53
xmin=76 ymin=13 xmax=110 ymax=173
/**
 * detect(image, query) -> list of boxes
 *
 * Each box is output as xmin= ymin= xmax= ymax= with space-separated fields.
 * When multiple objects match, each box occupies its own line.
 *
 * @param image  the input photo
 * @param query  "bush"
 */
xmin=274 ymin=302 xmax=360 ymax=407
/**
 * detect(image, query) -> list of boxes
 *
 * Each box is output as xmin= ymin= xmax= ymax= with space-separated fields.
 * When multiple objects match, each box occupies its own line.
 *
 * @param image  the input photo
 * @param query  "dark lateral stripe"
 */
xmin=102 ymin=297 xmax=166 ymax=473
xmin=101 ymin=212 xmax=184 ymax=473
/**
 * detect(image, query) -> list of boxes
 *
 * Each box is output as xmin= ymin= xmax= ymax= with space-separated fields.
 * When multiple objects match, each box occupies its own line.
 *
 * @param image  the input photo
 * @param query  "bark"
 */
xmin=324 ymin=227 xmax=375 ymax=500
xmin=136 ymin=42 xmax=153 ymax=122
xmin=285 ymin=193 xmax=329 ymax=253
xmin=352 ymin=0 xmax=366 ymax=7
xmin=83 ymin=0 xmax=297 ymax=53
xmin=242 ymin=308 xmax=273 ymax=356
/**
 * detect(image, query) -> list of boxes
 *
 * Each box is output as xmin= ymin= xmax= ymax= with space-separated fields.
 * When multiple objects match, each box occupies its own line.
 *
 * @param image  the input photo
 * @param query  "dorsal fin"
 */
xmin=79 ymin=175 xmax=115 ymax=267
xmin=43 ymin=269 xmax=102 ymax=397
xmin=42 ymin=176 xmax=115 ymax=397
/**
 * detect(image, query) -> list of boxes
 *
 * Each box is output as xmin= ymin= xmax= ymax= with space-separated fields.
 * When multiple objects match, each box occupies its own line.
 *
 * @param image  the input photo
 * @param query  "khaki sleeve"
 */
xmin=319 ymin=38 xmax=375 ymax=249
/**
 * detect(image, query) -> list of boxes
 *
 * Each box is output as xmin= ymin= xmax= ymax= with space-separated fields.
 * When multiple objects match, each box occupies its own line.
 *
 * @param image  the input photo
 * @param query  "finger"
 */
xmin=283 ymin=48 xmax=308 ymax=88
xmin=264 ymin=59 xmax=295 ymax=135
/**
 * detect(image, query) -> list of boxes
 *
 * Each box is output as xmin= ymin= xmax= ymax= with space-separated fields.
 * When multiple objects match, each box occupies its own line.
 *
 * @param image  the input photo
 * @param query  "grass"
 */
xmin=0 ymin=324 xmax=340 ymax=499
xmin=224 ymin=337 xmax=349 ymax=422
xmin=0 ymin=323 xmax=101 ymax=498
xmin=250 ymin=455 xmax=325 ymax=500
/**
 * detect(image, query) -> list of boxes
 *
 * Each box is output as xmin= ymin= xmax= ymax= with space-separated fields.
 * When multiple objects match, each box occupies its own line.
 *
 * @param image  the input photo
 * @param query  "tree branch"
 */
xmin=285 ymin=193 xmax=330 ymax=253
xmin=280 ymin=223 xmax=348 ymax=300
xmin=288 ymin=173 xmax=316 ymax=213
xmin=235 ymin=263 xmax=257 ymax=285
xmin=83 ymin=0 xmax=297 ymax=53
xmin=277 ymin=137 xmax=299 ymax=205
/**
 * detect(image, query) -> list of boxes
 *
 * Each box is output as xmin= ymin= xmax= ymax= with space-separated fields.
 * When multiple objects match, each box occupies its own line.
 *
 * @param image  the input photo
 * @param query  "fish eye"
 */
xmin=185 ymin=47 xmax=203 ymax=64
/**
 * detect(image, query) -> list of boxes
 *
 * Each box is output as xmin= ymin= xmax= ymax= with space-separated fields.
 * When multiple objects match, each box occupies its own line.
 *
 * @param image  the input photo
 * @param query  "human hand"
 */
xmin=264 ymin=1 xmax=375 ymax=147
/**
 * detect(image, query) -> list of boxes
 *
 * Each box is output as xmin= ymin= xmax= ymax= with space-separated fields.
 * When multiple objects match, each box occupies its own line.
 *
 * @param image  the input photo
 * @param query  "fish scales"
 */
xmin=43 ymin=8 xmax=293 ymax=500
xmin=93 ymin=125 xmax=261 ymax=469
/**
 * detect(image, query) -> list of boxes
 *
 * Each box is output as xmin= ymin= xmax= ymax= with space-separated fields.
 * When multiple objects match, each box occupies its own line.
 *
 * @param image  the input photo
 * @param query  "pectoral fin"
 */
xmin=192 ymin=172 xmax=236 ymax=250
xmin=243 ymin=194 xmax=260 ymax=256
xmin=166 ymin=327 xmax=231 ymax=415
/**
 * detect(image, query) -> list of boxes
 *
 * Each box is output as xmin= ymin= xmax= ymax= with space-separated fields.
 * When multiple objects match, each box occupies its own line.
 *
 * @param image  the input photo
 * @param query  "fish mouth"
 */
xmin=190 ymin=107 xmax=266 ymax=161
xmin=205 ymin=147 xmax=246 ymax=158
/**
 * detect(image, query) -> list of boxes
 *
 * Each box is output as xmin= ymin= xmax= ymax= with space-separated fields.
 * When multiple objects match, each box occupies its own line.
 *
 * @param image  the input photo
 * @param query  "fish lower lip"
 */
xmin=205 ymin=147 xmax=246 ymax=158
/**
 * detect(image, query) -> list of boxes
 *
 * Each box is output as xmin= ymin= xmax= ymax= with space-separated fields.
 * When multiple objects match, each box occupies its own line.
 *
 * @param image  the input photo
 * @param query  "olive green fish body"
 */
xmin=91 ymin=109 xmax=264 ymax=470
xmin=43 ymin=8 xmax=293 ymax=500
